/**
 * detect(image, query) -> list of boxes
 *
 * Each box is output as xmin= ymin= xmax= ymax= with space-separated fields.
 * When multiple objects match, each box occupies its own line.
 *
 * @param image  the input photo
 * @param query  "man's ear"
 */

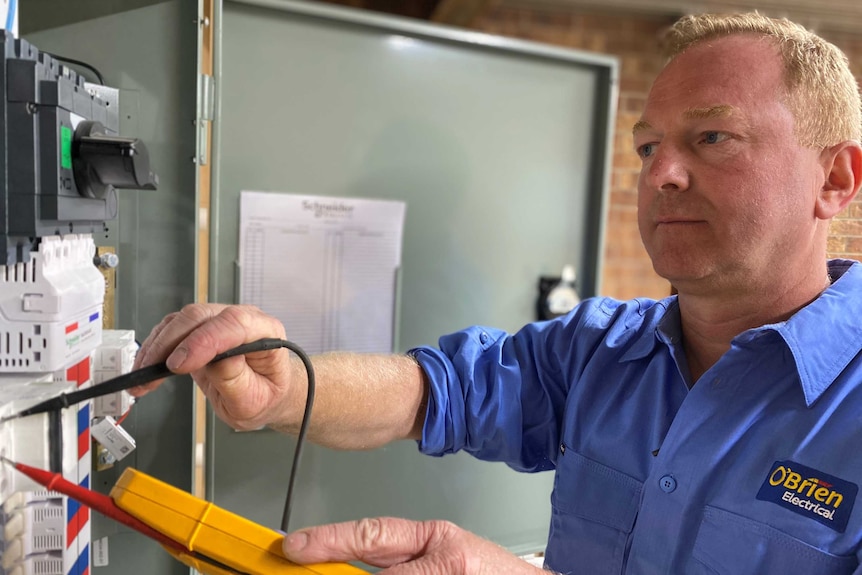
xmin=816 ymin=140 xmax=862 ymax=220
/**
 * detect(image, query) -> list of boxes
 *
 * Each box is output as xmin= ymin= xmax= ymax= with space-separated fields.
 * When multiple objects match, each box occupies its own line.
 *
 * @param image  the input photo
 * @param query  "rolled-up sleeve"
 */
xmin=409 ymin=298 xmax=632 ymax=472
xmin=410 ymin=311 xmax=594 ymax=472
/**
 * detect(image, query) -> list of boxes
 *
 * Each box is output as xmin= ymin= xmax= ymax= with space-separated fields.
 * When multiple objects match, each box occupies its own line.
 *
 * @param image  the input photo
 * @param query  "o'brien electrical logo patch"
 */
xmin=756 ymin=461 xmax=857 ymax=532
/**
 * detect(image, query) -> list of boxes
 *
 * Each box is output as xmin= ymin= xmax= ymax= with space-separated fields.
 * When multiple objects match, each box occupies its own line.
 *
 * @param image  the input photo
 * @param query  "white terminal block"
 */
xmin=93 ymin=330 xmax=137 ymax=417
xmin=1 ymin=490 xmax=66 ymax=574
xmin=94 ymin=330 xmax=136 ymax=374
xmin=3 ymin=500 xmax=65 ymax=561
xmin=3 ymin=491 xmax=64 ymax=515
xmin=0 ymin=375 xmax=78 ymax=504
xmin=3 ymin=554 xmax=64 ymax=575
xmin=0 ymin=234 xmax=105 ymax=373
xmin=93 ymin=389 xmax=134 ymax=419
xmin=90 ymin=417 xmax=136 ymax=461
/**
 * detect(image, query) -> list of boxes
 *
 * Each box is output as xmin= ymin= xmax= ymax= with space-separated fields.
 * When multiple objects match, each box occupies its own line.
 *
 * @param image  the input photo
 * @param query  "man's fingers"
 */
xmin=282 ymin=519 xmax=539 ymax=575
xmin=133 ymin=311 xmax=178 ymax=370
xmin=128 ymin=311 xmax=182 ymax=396
xmin=165 ymin=305 xmax=287 ymax=373
xmin=379 ymin=553 xmax=463 ymax=575
xmin=130 ymin=303 xmax=251 ymax=397
xmin=129 ymin=305 xmax=223 ymax=397
xmin=135 ymin=304 xmax=226 ymax=370
xmin=134 ymin=303 xmax=284 ymax=375
xmin=283 ymin=518 xmax=451 ymax=567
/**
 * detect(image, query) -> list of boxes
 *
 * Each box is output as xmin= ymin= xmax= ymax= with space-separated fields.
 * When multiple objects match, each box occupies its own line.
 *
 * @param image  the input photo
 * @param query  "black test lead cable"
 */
xmin=1 ymin=337 xmax=315 ymax=534
xmin=1 ymin=338 xmax=297 ymax=421
xmin=279 ymin=340 xmax=315 ymax=533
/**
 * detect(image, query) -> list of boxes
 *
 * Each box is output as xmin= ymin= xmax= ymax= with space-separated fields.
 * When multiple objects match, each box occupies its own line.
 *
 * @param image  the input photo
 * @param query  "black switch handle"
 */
xmin=72 ymin=120 xmax=159 ymax=199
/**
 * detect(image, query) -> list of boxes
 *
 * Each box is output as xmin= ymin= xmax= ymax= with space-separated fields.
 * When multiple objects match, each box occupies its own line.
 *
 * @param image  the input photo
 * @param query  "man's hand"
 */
xmin=133 ymin=303 xmax=298 ymax=430
xmin=282 ymin=517 xmax=546 ymax=575
xmin=133 ymin=303 xmax=427 ymax=448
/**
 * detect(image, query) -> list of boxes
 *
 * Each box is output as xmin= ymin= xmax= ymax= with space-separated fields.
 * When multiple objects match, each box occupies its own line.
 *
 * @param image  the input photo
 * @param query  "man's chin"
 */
xmin=652 ymin=262 xmax=709 ymax=284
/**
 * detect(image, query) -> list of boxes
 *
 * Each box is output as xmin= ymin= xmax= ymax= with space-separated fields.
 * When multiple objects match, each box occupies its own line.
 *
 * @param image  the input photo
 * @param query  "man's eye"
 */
xmin=703 ymin=131 xmax=727 ymax=144
xmin=638 ymin=143 xmax=655 ymax=158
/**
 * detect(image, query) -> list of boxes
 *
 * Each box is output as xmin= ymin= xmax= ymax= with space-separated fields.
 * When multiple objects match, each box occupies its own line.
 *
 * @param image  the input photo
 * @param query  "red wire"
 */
xmin=116 ymin=407 xmax=132 ymax=426
xmin=5 ymin=459 xmax=186 ymax=553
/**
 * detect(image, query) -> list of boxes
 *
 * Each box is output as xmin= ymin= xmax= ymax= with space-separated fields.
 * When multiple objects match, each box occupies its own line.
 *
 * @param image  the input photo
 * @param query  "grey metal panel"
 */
xmin=20 ymin=0 xmax=168 ymax=35
xmin=19 ymin=0 xmax=172 ymax=36
xmin=25 ymin=2 xmax=197 ymax=574
xmin=210 ymin=0 xmax=617 ymax=560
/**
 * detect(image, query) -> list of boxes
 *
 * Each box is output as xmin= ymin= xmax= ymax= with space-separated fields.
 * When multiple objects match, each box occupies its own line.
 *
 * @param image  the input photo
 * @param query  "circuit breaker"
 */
xmin=0 ymin=30 xmax=155 ymax=575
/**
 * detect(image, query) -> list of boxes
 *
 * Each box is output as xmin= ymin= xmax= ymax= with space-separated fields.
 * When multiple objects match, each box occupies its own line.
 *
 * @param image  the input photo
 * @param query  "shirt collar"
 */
xmin=618 ymin=260 xmax=862 ymax=407
xmin=768 ymin=259 xmax=862 ymax=406
xmin=618 ymin=297 xmax=678 ymax=362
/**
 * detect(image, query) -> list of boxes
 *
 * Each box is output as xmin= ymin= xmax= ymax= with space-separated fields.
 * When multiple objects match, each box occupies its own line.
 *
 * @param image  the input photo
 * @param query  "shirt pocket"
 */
xmin=545 ymin=448 xmax=643 ymax=575
xmin=688 ymin=506 xmax=857 ymax=575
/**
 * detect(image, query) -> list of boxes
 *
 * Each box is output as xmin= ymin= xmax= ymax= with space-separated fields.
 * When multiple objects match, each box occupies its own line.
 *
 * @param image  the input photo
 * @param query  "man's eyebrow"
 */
xmin=632 ymin=120 xmax=652 ymax=135
xmin=633 ymin=105 xmax=745 ymax=135
xmin=682 ymin=105 xmax=738 ymax=120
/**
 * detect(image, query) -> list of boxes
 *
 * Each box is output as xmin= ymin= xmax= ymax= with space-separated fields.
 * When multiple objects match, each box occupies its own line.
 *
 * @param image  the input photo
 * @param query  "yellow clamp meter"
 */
xmin=111 ymin=468 xmax=369 ymax=575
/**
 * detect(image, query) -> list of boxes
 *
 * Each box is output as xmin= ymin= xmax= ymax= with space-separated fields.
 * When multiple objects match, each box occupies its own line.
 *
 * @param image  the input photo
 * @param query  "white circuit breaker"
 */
xmin=0 ymin=369 xmax=90 ymax=575
xmin=0 ymin=235 xmax=104 ymax=373
xmin=0 ymin=235 xmax=104 ymax=575
xmin=92 ymin=330 xmax=137 ymax=418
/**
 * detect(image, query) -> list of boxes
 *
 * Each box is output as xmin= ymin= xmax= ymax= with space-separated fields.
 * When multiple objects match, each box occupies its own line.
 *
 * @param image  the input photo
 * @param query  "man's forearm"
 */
xmin=270 ymin=352 xmax=429 ymax=450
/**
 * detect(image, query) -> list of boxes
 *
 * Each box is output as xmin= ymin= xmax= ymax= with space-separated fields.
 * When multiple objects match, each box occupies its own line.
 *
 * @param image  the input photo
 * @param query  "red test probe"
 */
xmin=0 ymin=456 xmax=187 ymax=553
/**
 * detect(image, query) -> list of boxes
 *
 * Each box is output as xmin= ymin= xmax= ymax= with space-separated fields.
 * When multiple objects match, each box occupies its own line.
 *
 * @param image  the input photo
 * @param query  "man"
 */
xmin=135 ymin=12 xmax=862 ymax=574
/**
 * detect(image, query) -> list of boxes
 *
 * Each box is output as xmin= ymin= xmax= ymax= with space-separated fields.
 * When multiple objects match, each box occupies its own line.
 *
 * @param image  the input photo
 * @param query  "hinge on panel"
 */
xmin=196 ymin=73 xmax=214 ymax=165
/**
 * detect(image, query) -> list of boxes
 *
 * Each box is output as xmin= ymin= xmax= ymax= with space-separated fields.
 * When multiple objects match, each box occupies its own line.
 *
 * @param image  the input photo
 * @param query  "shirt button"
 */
xmin=479 ymin=332 xmax=489 ymax=344
xmin=659 ymin=475 xmax=677 ymax=493
xmin=560 ymin=443 xmax=566 ymax=455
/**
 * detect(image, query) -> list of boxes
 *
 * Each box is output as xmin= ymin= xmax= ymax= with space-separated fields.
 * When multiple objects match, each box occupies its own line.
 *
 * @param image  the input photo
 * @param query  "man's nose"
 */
xmin=644 ymin=145 xmax=690 ymax=192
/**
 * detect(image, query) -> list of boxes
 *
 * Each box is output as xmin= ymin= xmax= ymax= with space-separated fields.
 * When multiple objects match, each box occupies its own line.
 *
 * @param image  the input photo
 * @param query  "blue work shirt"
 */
xmin=411 ymin=259 xmax=862 ymax=574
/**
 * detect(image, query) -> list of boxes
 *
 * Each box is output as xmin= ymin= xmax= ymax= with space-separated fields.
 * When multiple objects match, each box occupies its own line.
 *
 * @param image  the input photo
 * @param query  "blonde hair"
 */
xmin=662 ymin=12 xmax=862 ymax=147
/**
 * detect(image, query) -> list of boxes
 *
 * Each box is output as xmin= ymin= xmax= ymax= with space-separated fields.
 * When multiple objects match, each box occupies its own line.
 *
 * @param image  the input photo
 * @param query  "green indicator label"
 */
xmin=60 ymin=126 xmax=72 ymax=169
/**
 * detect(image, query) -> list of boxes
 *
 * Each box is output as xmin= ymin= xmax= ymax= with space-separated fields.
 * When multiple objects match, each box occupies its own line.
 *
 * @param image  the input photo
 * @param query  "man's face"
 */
xmin=634 ymin=35 xmax=825 ymax=293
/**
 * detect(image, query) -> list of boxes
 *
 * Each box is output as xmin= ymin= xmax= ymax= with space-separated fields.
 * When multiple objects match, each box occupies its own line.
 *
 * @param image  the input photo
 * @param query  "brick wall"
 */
xmin=824 ymin=31 xmax=862 ymax=260
xmin=475 ymin=6 xmax=862 ymax=300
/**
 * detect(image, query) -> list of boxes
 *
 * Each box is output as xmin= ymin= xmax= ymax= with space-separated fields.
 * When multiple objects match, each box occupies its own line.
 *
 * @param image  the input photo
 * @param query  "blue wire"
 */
xmin=5 ymin=0 xmax=15 ymax=33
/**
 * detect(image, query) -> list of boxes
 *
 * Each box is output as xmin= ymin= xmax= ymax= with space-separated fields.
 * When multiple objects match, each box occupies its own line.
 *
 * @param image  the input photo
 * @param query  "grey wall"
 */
xmin=209 ymin=0 xmax=616 ymax=564
xmin=25 ymin=3 xmax=198 ymax=574
xmin=21 ymin=0 xmax=168 ymax=35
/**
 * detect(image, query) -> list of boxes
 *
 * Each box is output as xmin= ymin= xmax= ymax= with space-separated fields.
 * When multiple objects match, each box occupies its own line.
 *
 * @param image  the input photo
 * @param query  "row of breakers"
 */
xmin=1 ymin=235 xmax=136 ymax=575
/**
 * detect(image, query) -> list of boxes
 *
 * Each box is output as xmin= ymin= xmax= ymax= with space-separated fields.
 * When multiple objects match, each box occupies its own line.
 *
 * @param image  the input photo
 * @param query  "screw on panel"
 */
xmin=94 ymin=253 xmax=119 ymax=269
